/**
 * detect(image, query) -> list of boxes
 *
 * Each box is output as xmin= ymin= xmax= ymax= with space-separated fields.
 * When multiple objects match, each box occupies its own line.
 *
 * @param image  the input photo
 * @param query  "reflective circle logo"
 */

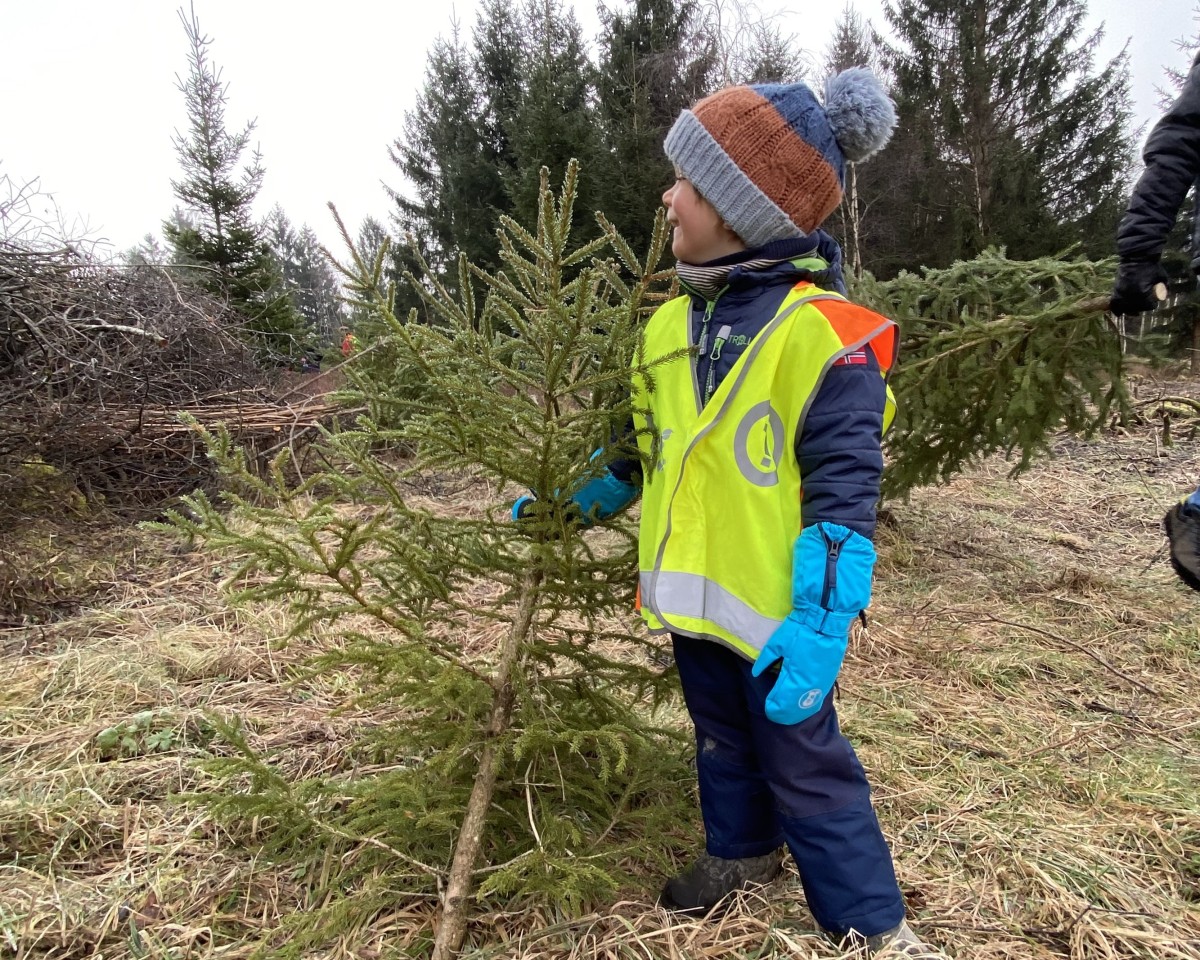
xmin=733 ymin=400 xmax=784 ymax=487
xmin=799 ymin=688 xmax=822 ymax=709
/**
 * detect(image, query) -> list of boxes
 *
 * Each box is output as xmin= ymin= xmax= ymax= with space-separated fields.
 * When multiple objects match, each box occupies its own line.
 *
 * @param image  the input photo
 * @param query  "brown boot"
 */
xmin=659 ymin=849 xmax=783 ymax=913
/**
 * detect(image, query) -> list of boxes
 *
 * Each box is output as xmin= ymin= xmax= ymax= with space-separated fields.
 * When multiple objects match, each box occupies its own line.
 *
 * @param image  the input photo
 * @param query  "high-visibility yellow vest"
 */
xmin=631 ymin=282 xmax=897 ymax=661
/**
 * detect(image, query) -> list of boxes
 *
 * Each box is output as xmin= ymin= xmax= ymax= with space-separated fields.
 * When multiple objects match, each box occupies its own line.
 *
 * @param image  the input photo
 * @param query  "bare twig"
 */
xmin=981 ymin=613 xmax=1159 ymax=696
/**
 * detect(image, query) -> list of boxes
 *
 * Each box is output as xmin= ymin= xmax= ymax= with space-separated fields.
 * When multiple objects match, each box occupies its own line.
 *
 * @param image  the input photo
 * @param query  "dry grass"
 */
xmin=2 ymin=406 xmax=1198 ymax=960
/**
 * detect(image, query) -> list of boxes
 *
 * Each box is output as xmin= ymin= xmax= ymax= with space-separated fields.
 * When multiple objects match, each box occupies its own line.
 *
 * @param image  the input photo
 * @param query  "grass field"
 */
xmin=2 ymin=385 xmax=1198 ymax=960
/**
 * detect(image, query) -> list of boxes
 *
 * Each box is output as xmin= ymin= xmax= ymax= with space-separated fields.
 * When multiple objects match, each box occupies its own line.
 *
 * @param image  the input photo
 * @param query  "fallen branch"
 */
xmin=981 ymin=613 xmax=1159 ymax=696
xmin=73 ymin=320 xmax=168 ymax=345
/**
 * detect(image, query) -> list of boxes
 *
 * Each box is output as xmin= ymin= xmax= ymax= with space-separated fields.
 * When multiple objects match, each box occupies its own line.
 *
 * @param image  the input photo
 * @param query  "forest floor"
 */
xmin=2 ymin=372 xmax=1199 ymax=960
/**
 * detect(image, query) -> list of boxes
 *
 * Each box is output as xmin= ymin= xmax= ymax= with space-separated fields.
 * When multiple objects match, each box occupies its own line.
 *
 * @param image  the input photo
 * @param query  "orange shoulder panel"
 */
xmin=811 ymin=298 xmax=897 ymax=373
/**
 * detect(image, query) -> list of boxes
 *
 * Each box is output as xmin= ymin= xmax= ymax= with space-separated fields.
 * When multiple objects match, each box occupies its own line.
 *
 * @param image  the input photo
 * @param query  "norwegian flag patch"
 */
xmin=833 ymin=349 xmax=869 ymax=366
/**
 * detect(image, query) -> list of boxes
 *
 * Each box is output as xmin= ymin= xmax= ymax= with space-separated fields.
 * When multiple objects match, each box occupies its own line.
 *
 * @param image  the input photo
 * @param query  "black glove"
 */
xmin=1110 ymin=260 xmax=1168 ymax=316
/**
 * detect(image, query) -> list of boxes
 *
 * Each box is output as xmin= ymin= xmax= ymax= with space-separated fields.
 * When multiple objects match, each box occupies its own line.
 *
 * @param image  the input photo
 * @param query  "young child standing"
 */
xmin=515 ymin=70 xmax=944 ymax=958
xmin=635 ymin=73 xmax=943 ymax=958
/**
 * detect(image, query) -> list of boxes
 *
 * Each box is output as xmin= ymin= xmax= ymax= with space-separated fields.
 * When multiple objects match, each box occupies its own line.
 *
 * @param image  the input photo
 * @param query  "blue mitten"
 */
xmin=751 ymin=522 xmax=876 ymax=724
xmin=511 ymin=449 xmax=638 ymax=525
xmin=511 ymin=494 xmax=538 ymax=521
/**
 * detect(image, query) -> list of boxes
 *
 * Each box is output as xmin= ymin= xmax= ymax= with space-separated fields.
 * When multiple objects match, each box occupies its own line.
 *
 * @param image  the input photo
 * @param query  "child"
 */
xmin=516 ymin=71 xmax=944 ymax=958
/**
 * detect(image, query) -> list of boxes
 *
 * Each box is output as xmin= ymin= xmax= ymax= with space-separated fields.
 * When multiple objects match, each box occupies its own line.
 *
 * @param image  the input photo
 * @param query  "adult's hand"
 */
xmin=1110 ymin=260 xmax=1169 ymax=315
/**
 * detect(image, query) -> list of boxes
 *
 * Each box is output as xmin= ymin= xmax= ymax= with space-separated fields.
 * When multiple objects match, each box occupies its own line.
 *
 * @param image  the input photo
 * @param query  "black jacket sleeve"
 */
xmin=1117 ymin=51 xmax=1200 ymax=265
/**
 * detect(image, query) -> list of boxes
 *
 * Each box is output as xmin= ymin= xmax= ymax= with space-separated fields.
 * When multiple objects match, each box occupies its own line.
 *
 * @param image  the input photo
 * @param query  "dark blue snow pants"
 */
xmin=672 ymin=633 xmax=905 ymax=938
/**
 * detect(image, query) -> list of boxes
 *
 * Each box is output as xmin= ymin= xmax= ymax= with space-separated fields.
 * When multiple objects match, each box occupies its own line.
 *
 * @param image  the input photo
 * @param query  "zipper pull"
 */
xmin=696 ymin=300 xmax=717 ymax=356
xmin=819 ymin=525 xmax=852 ymax=609
xmin=710 ymin=324 xmax=731 ymax=361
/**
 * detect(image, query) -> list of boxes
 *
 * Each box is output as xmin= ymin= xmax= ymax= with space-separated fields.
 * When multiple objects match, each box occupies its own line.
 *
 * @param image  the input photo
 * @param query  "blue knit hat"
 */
xmin=664 ymin=69 xmax=896 ymax=245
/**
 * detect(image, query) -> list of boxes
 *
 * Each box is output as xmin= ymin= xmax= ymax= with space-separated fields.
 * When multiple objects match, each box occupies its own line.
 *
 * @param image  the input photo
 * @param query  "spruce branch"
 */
xmin=853 ymin=249 xmax=1128 ymax=497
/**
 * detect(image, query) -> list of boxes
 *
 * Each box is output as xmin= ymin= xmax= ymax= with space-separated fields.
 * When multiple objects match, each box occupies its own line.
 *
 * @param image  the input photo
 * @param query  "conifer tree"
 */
xmin=504 ymin=0 xmax=606 ymax=245
xmin=354 ymin=215 xmax=392 ymax=269
xmin=346 ymin=215 xmax=408 ymax=328
xmin=824 ymin=4 xmax=889 ymax=279
xmin=698 ymin=0 xmax=806 ymax=87
xmin=390 ymin=22 xmax=497 ymax=281
xmin=266 ymin=207 xmax=346 ymax=348
xmin=391 ymin=1 xmax=607 ymax=297
xmin=163 ymin=4 xmax=300 ymax=356
xmin=170 ymin=164 xmax=693 ymax=958
xmin=296 ymin=225 xmax=345 ymax=346
xmin=473 ymin=0 xmax=523 ymax=212
xmin=881 ymin=0 xmax=1136 ymax=268
xmin=595 ymin=0 xmax=714 ymax=256
xmin=1162 ymin=5 xmax=1200 ymax=95
xmin=734 ymin=17 xmax=807 ymax=84
xmin=123 ymin=233 xmax=170 ymax=268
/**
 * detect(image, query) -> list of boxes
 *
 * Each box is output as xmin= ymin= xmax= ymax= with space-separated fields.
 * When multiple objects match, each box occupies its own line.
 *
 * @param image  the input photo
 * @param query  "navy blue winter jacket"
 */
xmin=611 ymin=255 xmax=887 ymax=540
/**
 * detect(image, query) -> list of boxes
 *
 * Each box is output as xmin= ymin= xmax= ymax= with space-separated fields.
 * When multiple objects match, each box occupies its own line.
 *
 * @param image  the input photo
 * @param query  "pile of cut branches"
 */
xmin=0 ymin=240 xmax=337 ymax=515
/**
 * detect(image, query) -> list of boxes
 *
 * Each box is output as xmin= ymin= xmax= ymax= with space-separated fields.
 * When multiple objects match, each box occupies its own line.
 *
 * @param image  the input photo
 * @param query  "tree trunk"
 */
xmin=847 ymin=163 xmax=862 ymax=281
xmin=1191 ymin=315 xmax=1200 ymax=376
xmin=430 ymin=568 xmax=543 ymax=960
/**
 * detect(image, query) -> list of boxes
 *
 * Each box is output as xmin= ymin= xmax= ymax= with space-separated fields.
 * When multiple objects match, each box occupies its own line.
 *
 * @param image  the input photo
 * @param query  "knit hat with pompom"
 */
xmin=663 ymin=69 xmax=896 ymax=245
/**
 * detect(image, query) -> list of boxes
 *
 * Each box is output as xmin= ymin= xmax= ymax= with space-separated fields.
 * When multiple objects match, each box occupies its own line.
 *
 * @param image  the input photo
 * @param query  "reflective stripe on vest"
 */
xmin=631 ymin=283 xmax=897 ymax=660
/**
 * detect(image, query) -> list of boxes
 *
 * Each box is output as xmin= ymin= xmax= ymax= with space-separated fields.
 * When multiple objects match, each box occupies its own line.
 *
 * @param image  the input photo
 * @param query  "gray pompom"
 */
xmin=824 ymin=67 xmax=897 ymax=163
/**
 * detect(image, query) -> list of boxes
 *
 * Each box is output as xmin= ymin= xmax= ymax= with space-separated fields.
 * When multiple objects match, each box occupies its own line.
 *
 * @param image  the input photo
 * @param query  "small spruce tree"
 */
xmin=169 ymin=162 xmax=694 ymax=959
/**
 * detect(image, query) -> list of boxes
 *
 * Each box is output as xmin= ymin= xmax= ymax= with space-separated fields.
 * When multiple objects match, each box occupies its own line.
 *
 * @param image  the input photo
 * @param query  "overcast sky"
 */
xmin=2 ymin=0 xmax=1196 ymax=259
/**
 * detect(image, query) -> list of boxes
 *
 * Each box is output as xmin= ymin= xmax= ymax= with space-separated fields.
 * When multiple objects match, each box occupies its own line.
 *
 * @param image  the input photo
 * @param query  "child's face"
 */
xmin=662 ymin=171 xmax=746 ymax=264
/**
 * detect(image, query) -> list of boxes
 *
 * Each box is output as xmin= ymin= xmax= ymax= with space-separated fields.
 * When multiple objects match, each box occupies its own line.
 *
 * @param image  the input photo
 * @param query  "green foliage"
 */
xmin=503 ymin=1 xmax=606 ymax=251
xmin=391 ymin=0 xmax=607 ymax=299
xmin=879 ymin=0 xmax=1136 ymax=271
xmin=854 ymin=249 xmax=1128 ymax=498
xmin=266 ymin=206 xmax=347 ymax=349
xmin=163 ymin=5 xmax=301 ymax=357
xmin=391 ymin=20 xmax=506 ymax=288
xmin=165 ymin=162 xmax=694 ymax=952
xmin=595 ymin=0 xmax=714 ymax=257
xmin=95 ymin=710 xmax=214 ymax=759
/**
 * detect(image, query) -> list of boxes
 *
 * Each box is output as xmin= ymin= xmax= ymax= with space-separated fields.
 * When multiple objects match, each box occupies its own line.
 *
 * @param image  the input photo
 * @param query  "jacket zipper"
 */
xmin=704 ymin=324 xmax=732 ymax=406
xmin=696 ymin=298 xmax=716 ymax=357
xmin=692 ymin=284 xmax=730 ymax=409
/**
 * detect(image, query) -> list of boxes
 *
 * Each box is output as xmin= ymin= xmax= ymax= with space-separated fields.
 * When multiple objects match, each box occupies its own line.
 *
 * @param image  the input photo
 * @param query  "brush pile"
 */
xmin=0 ymin=240 xmax=338 ymax=515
